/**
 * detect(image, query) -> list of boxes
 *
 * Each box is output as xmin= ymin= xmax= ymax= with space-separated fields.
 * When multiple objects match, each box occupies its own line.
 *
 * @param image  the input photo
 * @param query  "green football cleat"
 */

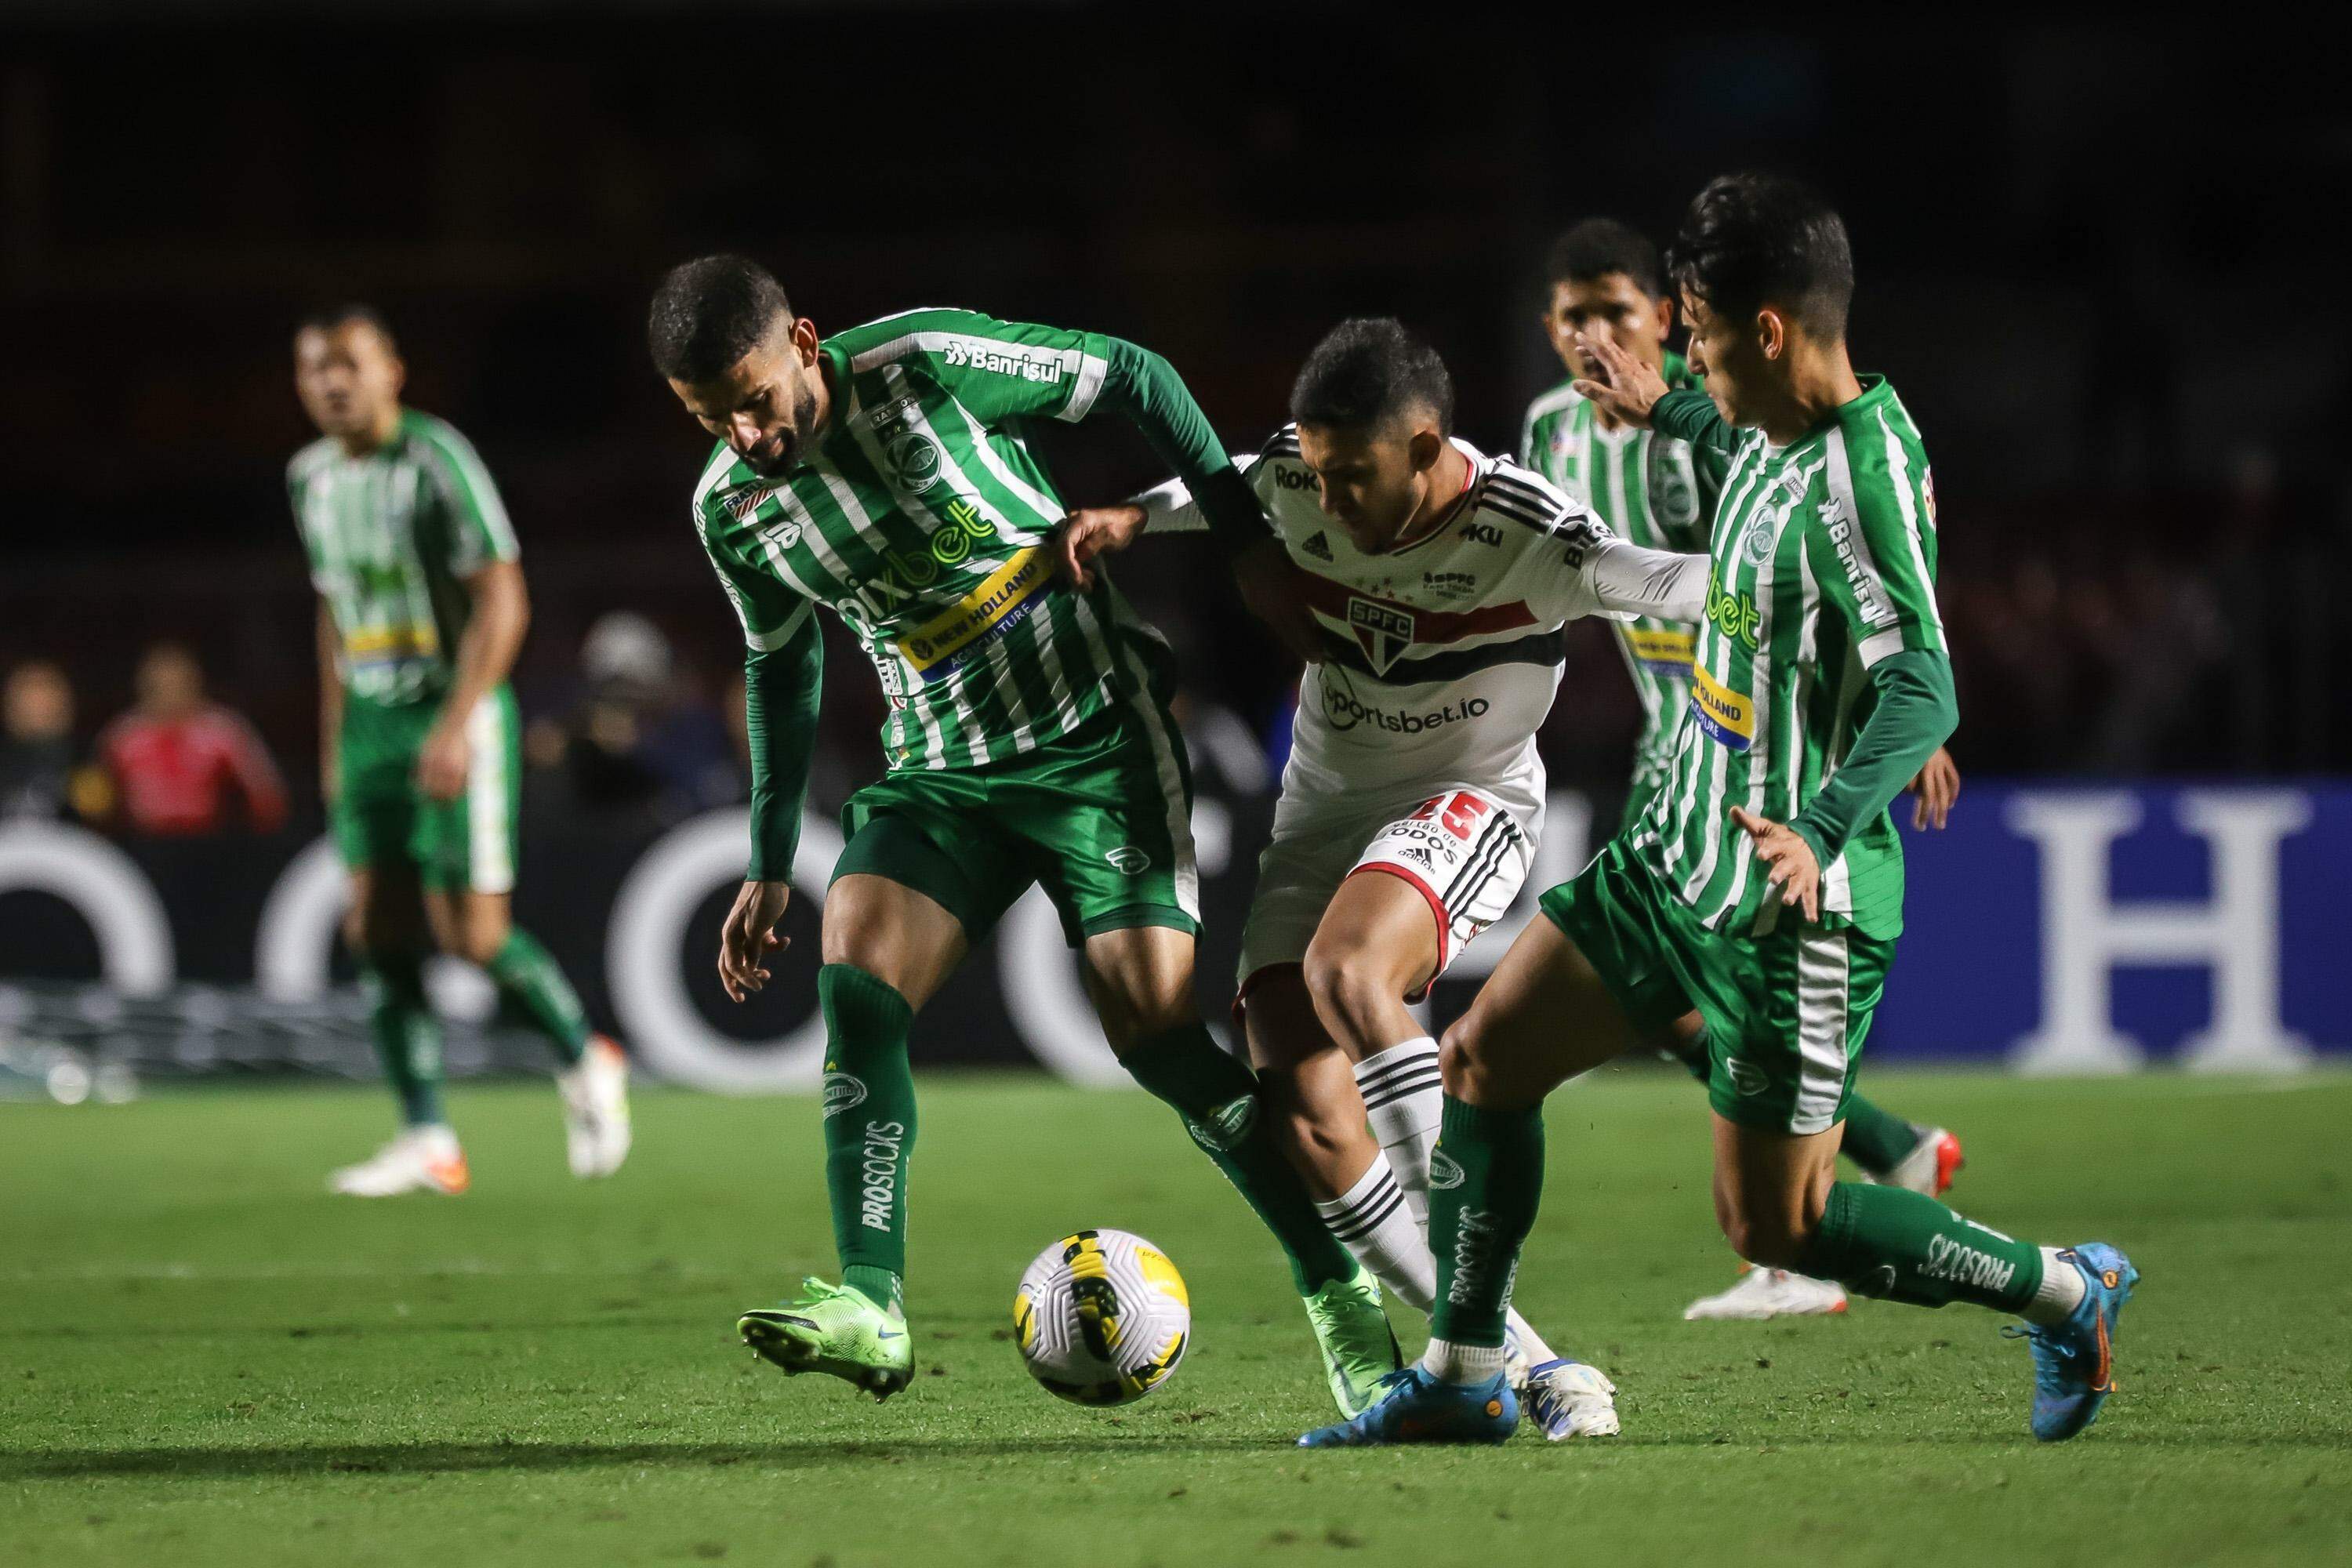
xmin=1301 ymin=1265 xmax=1403 ymax=1417
xmin=738 ymin=1277 xmax=914 ymax=1403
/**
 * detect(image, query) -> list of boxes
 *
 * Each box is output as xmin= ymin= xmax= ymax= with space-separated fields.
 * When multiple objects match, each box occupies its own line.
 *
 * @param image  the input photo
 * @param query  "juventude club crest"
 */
xmin=1347 ymin=597 xmax=1415 ymax=676
xmin=1652 ymin=446 xmax=1700 ymax=526
xmin=886 ymin=430 xmax=944 ymax=493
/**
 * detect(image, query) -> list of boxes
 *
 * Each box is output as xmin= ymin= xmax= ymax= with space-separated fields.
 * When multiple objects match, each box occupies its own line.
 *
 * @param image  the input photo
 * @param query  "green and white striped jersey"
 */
xmin=289 ymin=408 xmax=519 ymax=706
xmin=1633 ymin=377 xmax=1944 ymax=939
xmin=1521 ymin=352 xmax=1726 ymax=785
xmin=693 ymin=308 xmax=1176 ymax=774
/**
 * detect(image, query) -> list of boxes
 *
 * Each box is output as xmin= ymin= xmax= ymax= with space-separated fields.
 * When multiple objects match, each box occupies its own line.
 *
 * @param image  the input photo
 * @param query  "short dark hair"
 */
xmin=648 ymin=255 xmax=794 ymax=383
xmin=296 ymin=303 xmax=397 ymax=353
xmin=1289 ymin=318 xmax=1454 ymax=434
xmin=1544 ymin=217 xmax=1666 ymax=299
xmin=1667 ymin=173 xmax=1854 ymax=337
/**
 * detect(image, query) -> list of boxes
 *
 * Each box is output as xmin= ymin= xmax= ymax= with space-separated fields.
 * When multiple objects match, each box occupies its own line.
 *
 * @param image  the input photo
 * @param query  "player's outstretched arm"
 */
xmin=1052 ymin=503 xmax=1149 ymax=590
xmin=1584 ymin=535 xmax=1711 ymax=623
xmin=723 ymin=611 xmax=824 ymax=1002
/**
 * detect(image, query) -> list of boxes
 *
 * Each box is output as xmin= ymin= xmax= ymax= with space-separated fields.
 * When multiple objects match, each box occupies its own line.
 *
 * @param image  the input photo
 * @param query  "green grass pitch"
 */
xmin=5 ymin=1068 xmax=2350 ymax=1566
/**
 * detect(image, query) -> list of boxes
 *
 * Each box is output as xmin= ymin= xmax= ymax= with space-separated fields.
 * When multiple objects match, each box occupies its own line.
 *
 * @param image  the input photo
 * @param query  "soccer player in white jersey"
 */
xmin=1304 ymin=176 xmax=2134 ymax=1452
xmin=1058 ymin=318 xmax=1712 ymax=1438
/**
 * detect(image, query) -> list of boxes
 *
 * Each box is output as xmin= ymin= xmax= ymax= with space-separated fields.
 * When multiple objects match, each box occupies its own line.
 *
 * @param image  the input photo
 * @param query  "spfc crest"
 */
xmin=1348 ymin=597 xmax=1415 ymax=676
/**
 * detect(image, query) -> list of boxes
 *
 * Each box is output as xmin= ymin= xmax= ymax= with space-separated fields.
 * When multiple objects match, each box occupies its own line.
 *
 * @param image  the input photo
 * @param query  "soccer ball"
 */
xmin=1012 ymin=1229 xmax=1191 ymax=1406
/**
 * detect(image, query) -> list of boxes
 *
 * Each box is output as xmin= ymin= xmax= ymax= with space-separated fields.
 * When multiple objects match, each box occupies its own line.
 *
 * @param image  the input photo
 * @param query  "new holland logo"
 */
xmin=822 ymin=1070 xmax=869 ymax=1118
xmin=1301 ymin=531 xmax=1334 ymax=561
xmin=1105 ymin=845 xmax=1152 ymax=875
xmin=1428 ymin=1149 xmax=1466 ymax=1190
xmin=1348 ymin=597 xmax=1415 ymax=676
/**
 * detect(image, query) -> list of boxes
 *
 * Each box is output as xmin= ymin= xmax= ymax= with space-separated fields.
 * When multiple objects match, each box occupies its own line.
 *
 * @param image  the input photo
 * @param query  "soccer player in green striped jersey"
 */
xmin=1526 ymin=220 xmax=1969 ymax=1322
xmin=290 ymin=307 xmax=630 ymax=1198
xmin=1308 ymin=177 xmax=2135 ymax=1450
xmin=647 ymin=256 xmax=1396 ymax=1413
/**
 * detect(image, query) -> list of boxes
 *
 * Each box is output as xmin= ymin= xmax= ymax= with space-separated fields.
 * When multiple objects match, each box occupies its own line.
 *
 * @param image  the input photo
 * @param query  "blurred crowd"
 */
xmin=4 ymin=470 xmax=2326 ymax=851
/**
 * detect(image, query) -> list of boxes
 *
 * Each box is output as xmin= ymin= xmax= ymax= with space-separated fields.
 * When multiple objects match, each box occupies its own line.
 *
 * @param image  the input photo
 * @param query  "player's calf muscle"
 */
xmin=819 ymin=874 xmax=966 ymax=1009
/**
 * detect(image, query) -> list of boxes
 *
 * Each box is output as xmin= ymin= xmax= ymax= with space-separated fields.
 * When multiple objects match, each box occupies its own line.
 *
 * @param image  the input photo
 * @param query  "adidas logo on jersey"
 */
xmin=1301 ymin=531 xmax=1334 ymax=561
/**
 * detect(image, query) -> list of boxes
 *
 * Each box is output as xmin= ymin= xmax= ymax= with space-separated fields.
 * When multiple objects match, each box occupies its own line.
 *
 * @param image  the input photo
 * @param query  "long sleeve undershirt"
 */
xmin=743 ymin=612 xmax=823 ymax=882
xmin=1650 ymin=387 xmax=1739 ymax=457
xmin=1788 ymin=647 xmax=1958 ymax=868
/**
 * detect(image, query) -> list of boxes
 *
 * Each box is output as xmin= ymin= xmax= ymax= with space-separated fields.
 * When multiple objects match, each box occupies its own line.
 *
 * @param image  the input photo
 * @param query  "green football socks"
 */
xmin=818 ymin=964 xmax=916 ymax=1314
xmin=1123 ymin=1025 xmax=1356 ymax=1295
xmin=485 ymin=928 xmax=591 ymax=1066
xmin=1426 ymin=1095 xmax=1547 ymax=1351
xmin=1838 ymin=1098 xmax=1925 ymax=1179
xmin=361 ymin=952 xmax=445 ymax=1128
xmin=1798 ymin=1182 xmax=2042 ymax=1312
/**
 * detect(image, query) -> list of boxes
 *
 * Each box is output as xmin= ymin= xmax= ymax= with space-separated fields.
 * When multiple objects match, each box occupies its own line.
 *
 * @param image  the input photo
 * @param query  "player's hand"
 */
xmin=415 ymin=717 xmax=470 ymax=803
xmin=1570 ymin=332 xmax=1671 ymax=429
xmin=1905 ymin=746 xmax=1962 ymax=831
xmin=1052 ymin=504 xmax=1148 ymax=590
xmin=1229 ymin=535 xmax=1323 ymax=664
xmin=1730 ymin=805 xmax=1822 ymax=922
xmin=718 ymin=879 xmax=793 ymax=1003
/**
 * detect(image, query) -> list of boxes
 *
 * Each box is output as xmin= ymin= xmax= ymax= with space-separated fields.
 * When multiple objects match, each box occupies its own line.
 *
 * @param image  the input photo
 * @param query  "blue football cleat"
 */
xmin=1298 ymin=1367 xmax=1519 ymax=1448
xmin=2007 ymin=1242 xmax=2138 ymax=1442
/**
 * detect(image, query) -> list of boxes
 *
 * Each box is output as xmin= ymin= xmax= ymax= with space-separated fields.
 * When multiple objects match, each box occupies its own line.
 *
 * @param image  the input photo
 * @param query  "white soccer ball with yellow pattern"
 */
xmin=1012 ymin=1229 xmax=1191 ymax=1406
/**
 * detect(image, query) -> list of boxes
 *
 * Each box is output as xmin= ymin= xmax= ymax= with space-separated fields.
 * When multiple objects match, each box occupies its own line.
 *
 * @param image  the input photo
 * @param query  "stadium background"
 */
xmin=3 ymin=8 xmax=2348 ymax=1089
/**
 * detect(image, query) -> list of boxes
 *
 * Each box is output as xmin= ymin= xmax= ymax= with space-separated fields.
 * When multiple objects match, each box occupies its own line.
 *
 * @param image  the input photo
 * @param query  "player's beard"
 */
xmin=748 ymin=378 xmax=826 ymax=477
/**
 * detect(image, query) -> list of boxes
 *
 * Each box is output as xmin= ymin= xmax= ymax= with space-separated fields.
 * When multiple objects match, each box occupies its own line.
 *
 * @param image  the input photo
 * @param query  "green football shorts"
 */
xmin=1537 ymin=837 xmax=1893 ymax=1135
xmin=332 ymin=685 xmax=522 ymax=895
xmin=832 ymin=698 xmax=1199 ymax=949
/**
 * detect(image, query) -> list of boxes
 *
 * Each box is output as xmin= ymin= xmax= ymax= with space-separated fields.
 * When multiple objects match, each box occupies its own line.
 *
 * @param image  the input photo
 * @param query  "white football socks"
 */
xmin=1353 ymin=1039 xmax=1443 ymax=1221
xmin=2021 ymin=1247 xmax=2090 ymax=1326
xmin=1421 ymin=1337 xmax=1508 ymax=1385
xmin=1315 ymin=1160 xmax=1436 ymax=1312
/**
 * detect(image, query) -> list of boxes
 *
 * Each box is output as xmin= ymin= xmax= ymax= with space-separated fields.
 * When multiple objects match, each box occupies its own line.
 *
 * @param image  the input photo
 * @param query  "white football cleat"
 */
xmin=1682 ymin=1267 xmax=1849 ymax=1321
xmin=1523 ymin=1358 xmax=1621 ymax=1439
xmin=1876 ymin=1126 xmax=1964 ymax=1196
xmin=329 ymin=1124 xmax=469 ymax=1197
xmin=558 ymin=1035 xmax=632 ymax=1178
xmin=1502 ymin=1316 xmax=1534 ymax=1393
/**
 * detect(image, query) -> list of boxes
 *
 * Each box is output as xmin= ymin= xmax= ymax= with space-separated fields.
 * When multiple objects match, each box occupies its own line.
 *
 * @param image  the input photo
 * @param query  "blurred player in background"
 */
xmin=291 ymin=306 xmax=630 ymax=1196
xmin=1060 ymin=317 xmax=1714 ymax=1438
xmin=1308 ymin=176 xmax=2136 ymax=1449
xmin=648 ymin=256 xmax=1399 ymax=1414
xmin=1525 ymin=218 xmax=1965 ymax=1322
